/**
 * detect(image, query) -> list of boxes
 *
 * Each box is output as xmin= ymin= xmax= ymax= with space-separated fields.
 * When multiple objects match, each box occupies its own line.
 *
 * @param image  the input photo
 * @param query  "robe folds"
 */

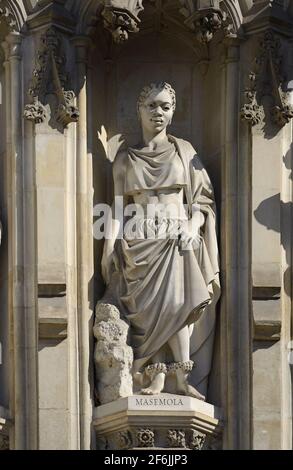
xmin=103 ymin=136 xmax=220 ymax=394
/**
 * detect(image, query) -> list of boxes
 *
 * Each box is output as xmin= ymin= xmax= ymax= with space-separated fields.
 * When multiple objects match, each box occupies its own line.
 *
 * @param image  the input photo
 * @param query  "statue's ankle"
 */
xmin=138 ymin=363 xmax=167 ymax=394
xmin=145 ymin=362 xmax=167 ymax=381
xmin=167 ymin=360 xmax=194 ymax=376
xmin=168 ymin=360 xmax=194 ymax=389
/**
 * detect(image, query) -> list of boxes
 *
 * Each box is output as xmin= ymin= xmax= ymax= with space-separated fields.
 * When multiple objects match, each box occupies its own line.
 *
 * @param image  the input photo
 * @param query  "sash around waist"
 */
xmin=123 ymin=216 xmax=188 ymax=241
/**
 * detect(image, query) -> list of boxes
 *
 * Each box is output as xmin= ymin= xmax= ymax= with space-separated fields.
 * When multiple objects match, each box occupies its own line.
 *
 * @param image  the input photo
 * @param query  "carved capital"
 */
xmin=101 ymin=0 xmax=144 ymax=43
xmin=1 ymin=39 xmax=9 ymax=62
xmin=71 ymin=36 xmax=91 ymax=65
xmin=6 ymin=31 xmax=22 ymax=59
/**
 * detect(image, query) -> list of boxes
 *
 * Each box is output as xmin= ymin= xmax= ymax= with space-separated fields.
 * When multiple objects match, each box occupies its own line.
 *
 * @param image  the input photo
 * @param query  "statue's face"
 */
xmin=138 ymin=88 xmax=174 ymax=135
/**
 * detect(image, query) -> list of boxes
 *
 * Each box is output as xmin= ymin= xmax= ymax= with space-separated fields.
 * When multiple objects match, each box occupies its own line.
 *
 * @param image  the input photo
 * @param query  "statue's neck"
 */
xmin=141 ymin=129 xmax=169 ymax=151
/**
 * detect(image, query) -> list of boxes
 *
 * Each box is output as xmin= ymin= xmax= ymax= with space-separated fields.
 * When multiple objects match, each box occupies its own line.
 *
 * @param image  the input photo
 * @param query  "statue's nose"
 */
xmin=154 ymin=107 xmax=163 ymax=116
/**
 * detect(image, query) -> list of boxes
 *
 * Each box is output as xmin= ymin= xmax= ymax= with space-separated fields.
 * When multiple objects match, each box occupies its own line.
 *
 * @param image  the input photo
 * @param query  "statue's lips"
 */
xmin=151 ymin=119 xmax=164 ymax=124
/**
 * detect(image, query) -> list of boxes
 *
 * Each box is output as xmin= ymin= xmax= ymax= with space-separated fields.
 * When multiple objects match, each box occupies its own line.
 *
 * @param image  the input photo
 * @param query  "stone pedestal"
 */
xmin=93 ymin=394 xmax=222 ymax=450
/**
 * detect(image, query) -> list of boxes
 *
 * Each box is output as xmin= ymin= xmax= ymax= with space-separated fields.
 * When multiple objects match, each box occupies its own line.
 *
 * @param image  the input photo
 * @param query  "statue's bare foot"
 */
xmin=176 ymin=383 xmax=205 ymax=401
xmin=140 ymin=372 xmax=165 ymax=395
xmin=172 ymin=362 xmax=205 ymax=401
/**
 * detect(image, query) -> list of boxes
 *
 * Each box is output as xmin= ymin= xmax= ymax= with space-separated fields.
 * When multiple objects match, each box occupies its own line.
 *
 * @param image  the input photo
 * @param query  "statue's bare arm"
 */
xmin=101 ymin=151 xmax=127 ymax=284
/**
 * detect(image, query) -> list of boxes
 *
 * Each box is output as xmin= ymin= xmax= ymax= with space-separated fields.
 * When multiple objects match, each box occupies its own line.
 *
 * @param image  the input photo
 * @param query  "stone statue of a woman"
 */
xmin=99 ymin=82 xmax=220 ymax=401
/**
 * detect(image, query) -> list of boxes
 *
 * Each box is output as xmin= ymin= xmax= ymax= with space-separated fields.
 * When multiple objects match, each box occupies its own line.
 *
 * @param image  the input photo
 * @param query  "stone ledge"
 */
xmin=39 ymin=317 xmax=68 ymax=340
xmin=93 ymin=394 xmax=222 ymax=450
xmin=253 ymin=320 xmax=281 ymax=341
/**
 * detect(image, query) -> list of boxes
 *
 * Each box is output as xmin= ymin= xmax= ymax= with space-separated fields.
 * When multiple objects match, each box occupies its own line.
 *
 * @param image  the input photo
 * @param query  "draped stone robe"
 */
xmin=103 ymin=135 xmax=220 ymax=395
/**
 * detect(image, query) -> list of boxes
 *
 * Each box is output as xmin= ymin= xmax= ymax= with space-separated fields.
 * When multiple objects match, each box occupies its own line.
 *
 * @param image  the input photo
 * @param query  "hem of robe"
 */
xmin=132 ymin=297 xmax=211 ymax=374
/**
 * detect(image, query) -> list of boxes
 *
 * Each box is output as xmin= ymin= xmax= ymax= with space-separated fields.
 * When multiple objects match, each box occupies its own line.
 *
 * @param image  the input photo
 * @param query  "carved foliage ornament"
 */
xmin=102 ymin=0 xmax=144 ymax=43
xmin=136 ymin=428 xmax=155 ymax=448
xmin=23 ymin=98 xmax=47 ymax=124
xmin=241 ymin=30 xmax=293 ymax=128
xmin=102 ymin=427 xmax=208 ymax=450
xmin=0 ymin=434 xmax=9 ymax=450
xmin=178 ymin=0 xmax=234 ymax=43
xmin=167 ymin=429 xmax=186 ymax=448
xmin=190 ymin=430 xmax=206 ymax=450
xmin=0 ymin=0 xmax=17 ymax=31
xmin=24 ymin=27 xmax=79 ymax=126
xmin=116 ymin=430 xmax=133 ymax=449
xmin=101 ymin=1 xmax=236 ymax=44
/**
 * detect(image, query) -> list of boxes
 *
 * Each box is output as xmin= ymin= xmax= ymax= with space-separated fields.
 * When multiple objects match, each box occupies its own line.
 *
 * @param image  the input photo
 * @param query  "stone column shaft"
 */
xmin=72 ymin=36 xmax=93 ymax=450
xmin=221 ymin=40 xmax=252 ymax=450
xmin=2 ymin=32 xmax=38 ymax=450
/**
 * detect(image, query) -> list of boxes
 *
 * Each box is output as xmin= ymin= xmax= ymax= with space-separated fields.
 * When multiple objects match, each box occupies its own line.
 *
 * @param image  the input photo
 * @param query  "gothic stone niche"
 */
xmin=93 ymin=81 xmax=222 ymax=449
xmin=240 ymin=29 xmax=293 ymax=128
xmin=24 ymin=26 xmax=79 ymax=126
xmin=94 ymin=82 xmax=220 ymax=402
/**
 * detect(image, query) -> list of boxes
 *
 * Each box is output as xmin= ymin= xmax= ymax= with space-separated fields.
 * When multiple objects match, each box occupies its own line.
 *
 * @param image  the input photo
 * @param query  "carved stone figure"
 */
xmin=97 ymin=82 xmax=220 ymax=402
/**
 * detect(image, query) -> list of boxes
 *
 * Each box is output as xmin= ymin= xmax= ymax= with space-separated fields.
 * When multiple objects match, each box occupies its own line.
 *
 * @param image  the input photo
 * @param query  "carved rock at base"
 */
xmin=94 ymin=302 xmax=133 ymax=404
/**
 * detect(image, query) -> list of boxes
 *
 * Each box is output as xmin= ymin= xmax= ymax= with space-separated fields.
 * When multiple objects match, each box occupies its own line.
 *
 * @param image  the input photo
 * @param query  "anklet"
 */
xmin=167 ymin=360 xmax=194 ymax=373
xmin=145 ymin=362 xmax=167 ymax=379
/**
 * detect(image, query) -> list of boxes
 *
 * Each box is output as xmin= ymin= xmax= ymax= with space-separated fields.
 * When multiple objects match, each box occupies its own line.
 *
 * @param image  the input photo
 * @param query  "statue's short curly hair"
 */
xmin=137 ymin=82 xmax=176 ymax=114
